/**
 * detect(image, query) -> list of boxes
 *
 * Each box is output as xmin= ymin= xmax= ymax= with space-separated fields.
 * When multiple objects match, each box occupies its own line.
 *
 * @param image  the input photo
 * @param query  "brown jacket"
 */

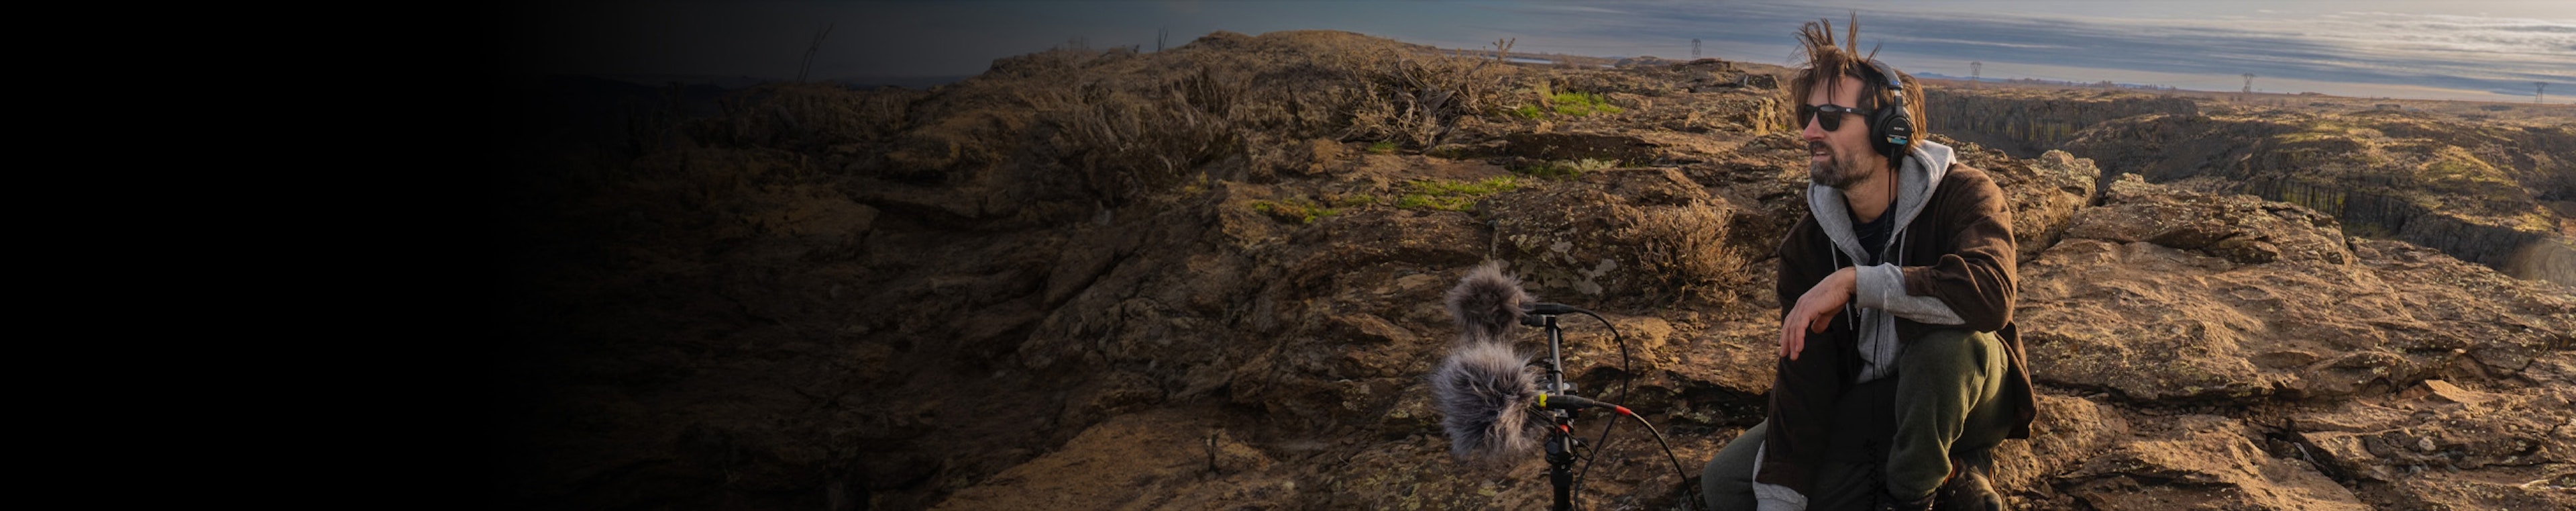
xmin=1754 ymin=146 xmax=2036 ymax=494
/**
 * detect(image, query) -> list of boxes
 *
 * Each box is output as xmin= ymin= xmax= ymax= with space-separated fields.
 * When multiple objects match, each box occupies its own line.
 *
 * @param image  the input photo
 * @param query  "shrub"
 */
xmin=1028 ymin=68 xmax=1247 ymax=205
xmin=1337 ymin=39 xmax=1521 ymax=148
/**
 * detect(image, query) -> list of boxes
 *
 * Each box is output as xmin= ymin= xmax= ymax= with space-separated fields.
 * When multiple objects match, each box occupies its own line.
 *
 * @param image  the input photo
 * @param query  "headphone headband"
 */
xmin=1860 ymin=59 xmax=1913 ymax=158
xmin=1865 ymin=59 xmax=1906 ymax=93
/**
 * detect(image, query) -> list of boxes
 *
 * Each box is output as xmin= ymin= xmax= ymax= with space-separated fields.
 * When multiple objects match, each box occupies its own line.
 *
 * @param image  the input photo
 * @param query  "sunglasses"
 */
xmin=1796 ymin=103 xmax=1867 ymax=132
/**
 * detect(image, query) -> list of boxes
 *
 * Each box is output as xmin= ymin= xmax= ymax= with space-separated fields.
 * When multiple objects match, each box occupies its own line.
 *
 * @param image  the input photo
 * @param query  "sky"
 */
xmin=492 ymin=1 xmax=2576 ymax=103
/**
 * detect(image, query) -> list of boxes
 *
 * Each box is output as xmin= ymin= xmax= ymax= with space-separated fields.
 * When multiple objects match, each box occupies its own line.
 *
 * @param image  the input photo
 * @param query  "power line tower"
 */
xmin=797 ymin=23 xmax=834 ymax=83
xmin=1970 ymin=61 xmax=1981 ymax=89
xmin=2242 ymin=73 xmax=2256 ymax=100
xmin=2538 ymin=82 xmax=2548 ymax=104
xmin=1158 ymin=27 xmax=1168 ymax=52
xmin=1692 ymin=38 xmax=1701 ymax=59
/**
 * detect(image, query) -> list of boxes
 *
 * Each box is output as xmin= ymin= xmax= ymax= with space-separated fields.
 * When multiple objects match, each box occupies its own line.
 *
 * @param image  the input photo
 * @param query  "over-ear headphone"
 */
xmin=1862 ymin=59 xmax=1913 ymax=159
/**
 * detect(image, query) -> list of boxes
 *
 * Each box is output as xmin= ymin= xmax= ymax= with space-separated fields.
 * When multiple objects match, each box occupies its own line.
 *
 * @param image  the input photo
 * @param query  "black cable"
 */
xmin=1566 ymin=310 xmax=1628 ymax=506
xmin=1628 ymin=412 xmax=1708 ymax=511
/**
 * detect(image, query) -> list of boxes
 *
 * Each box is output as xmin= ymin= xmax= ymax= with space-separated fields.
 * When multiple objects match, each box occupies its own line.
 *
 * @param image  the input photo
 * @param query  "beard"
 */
xmin=1808 ymin=141 xmax=1873 ymax=189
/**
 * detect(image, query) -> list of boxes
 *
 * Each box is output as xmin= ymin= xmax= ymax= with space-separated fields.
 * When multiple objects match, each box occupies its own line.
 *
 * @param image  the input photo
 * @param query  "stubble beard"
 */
xmin=1809 ymin=142 xmax=1871 ymax=190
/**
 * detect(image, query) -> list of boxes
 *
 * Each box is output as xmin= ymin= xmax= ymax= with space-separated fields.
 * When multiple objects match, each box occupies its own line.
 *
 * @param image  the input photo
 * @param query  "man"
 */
xmin=1701 ymin=17 xmax=2036 ymax=511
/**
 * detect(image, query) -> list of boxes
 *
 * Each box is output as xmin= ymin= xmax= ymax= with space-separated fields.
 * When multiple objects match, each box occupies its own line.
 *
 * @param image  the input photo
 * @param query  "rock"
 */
xmin=2065 ymin=175 xmax=2351 ymax=265
xmin=2057 ymin=415 xmax=2369 ymax=510
xmin=2020 ymin=180 xmax=2573 ymax=404
xmin=2063 ymin=111 xmax=2571 ymax=282
xmin=1989 ymin=393 xmax=2129 ymax=494
xmin=1946 ymin=138 xmax=2102 ymax=263
xmin=2288 ymin=380 xmax=2575 ymax=510
xmin=2406 ymin=379 xmax=2499 ymax=406
xmin=1284 ymin=138 xmax=1347 ymax=177
xmin=1057 ymin=371 xmax=1165 ymax=426
xmin=930 ymin=410 xmax=1293 ymax=510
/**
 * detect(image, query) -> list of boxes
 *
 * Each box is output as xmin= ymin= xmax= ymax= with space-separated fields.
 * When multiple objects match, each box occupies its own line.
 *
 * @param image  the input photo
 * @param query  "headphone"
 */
xmin=1860 ymin=59 xmax=1914 ymax=160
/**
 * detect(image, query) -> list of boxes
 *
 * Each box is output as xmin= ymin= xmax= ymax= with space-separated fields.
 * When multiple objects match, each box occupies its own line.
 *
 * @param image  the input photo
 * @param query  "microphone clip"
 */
xmin=1520 ymin=302 xmax=1587 ymax=326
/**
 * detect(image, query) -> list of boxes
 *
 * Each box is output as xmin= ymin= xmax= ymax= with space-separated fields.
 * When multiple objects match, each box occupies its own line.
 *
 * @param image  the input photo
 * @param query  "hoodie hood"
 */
xmin=1807 ymin=140 xmax=1956 ymax=263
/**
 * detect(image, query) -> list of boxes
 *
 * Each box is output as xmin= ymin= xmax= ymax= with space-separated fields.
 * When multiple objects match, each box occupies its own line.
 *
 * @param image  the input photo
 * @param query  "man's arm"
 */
xmin=1776 ymin=216 xmax=1843 ymax=359
xmin=1886 ymin=167 xmax=2018 ymax=332
xmin=1774 ymin=216 xmax=1828 ymax=321
xmin=1854 ymin=264 xmax=1964 ymax=325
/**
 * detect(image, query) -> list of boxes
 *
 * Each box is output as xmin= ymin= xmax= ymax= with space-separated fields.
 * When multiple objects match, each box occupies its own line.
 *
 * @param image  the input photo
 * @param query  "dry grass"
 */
xmin=1025 ymin=66 xmax=1248 ymax=205
xmin=1333 ymin=39 xmax=1520 ymax=148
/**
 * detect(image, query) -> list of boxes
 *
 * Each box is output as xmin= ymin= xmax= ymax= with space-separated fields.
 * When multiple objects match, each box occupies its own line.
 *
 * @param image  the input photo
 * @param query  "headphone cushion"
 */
xmin=1872 ymin=99 xmax=1910 ymax=153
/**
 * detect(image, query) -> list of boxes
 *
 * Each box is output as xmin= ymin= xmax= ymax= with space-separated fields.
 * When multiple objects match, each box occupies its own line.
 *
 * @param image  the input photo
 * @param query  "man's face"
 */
xmin=1801 ymin=75 xmax=1886 ymax=190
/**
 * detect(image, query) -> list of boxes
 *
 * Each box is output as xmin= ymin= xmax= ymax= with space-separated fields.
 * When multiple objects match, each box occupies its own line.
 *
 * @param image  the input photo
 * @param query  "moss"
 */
xmin=1549 ymin=91 xmax=1624 ymax=116
xmin=1367 ymin=140 xmax=1399 ymax=154
xmin=1250 ymin=198 xmax=1338 ymax=224
xmin=1392 ymin=176 xmax=1521 ymax=212
xmin=1507 ymin=87 xmax=1623 ymax=118
xmin=1177 ymin=172 xmax=1212 ymax=195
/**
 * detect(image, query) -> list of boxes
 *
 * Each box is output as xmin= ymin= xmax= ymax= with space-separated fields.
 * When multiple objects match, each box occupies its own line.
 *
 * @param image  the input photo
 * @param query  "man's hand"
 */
xmin=1780 ymin=267 xmax=1857 ymax=360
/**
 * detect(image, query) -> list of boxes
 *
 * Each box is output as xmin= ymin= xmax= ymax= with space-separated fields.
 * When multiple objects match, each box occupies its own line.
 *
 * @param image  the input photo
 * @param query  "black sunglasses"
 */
xmin=1797 ymin=103 xmax=1866 ymax=132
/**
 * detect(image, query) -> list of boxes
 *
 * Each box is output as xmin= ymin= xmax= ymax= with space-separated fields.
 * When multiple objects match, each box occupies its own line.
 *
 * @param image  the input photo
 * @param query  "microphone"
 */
xmin=1444 ymin=262 xmax=1533 ymax=343
xmin=1431 ymin=340 xmax=1544 ymax=462
xmin=1524 ymin=302 xmax=1587 ymax=316
xmin=1434 ymin=262 xmax=1620 ymax=462
xmin=1535 ymin=393 xmax=1632 ymax=416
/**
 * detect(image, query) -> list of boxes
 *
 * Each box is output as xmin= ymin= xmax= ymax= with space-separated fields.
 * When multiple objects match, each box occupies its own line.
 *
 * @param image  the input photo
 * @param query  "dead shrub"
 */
xmin=1336 ymin=40 xmax=1519 ymax=148
xmin=687 ymin=82 xmax=916 ymax=158
xmin=1026 ymin=68 xmax=1248 ymax=205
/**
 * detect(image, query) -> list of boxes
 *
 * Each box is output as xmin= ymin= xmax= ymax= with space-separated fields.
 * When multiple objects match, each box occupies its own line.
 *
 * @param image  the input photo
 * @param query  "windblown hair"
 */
xmin=1783 ymin=13 xmax=1929 ymax=148
xmin=1430 ymin=340 xmax=1544 ymax=462
xmin=1444 ymin=261 xmax=1532 ymax=343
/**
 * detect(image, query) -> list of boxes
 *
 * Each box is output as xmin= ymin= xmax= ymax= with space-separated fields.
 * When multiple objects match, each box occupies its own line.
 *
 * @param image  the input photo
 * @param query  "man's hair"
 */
xmin=1783 ymin=14 xmax=1927 ymax=152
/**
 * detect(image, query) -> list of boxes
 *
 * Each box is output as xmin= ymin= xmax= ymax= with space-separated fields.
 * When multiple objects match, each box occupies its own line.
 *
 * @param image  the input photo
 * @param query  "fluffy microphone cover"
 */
xmin=1444 ymin=261 xmax=1531 ymax=343
xmin=1431 ymin=340 xmax=1544 ymax=462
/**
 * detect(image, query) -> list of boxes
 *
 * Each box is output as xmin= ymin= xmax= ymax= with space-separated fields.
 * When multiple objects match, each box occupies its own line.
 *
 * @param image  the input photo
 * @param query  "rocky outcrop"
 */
xmin=2021 ymin=178 xmax=2569 ymax=404
xmin=2062 ymin=111 xmax=2574 ymax=285
xmin=1945 ymin=140 xmax=2104 ymax=263
xmin=2067 ymin=175 xmax=2353 ymax=265
xmin=1924 ymin=88 xmax=2198 ymax=158
xmin=2051 ymin=414 xmax=2371 ymax=510
xmin=2010 ymin=177 xmax=2573 ymax=508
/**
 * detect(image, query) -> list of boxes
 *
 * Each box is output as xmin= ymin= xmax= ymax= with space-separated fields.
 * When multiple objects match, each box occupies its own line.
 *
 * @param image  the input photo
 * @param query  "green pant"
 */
xmin=1703 ymin=329 xmax=2013 ymax=510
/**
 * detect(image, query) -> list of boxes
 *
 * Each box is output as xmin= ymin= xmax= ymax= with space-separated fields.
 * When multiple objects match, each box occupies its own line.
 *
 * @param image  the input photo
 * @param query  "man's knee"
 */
xmin=1898 ymin=328 xmax=1992 ymax=370
xmin=1703 ymin=422 xmax=1767 ymax=511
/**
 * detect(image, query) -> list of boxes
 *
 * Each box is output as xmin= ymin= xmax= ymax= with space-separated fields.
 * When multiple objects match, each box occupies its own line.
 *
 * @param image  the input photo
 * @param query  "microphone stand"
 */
xmin=1526 ymin=313 xmax=1579 ymax=511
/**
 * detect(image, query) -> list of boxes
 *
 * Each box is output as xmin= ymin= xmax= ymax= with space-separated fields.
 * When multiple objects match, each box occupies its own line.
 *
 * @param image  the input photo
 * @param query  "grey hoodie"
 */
xmin=1806 ymin=140 xmax=1968 ymax=384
